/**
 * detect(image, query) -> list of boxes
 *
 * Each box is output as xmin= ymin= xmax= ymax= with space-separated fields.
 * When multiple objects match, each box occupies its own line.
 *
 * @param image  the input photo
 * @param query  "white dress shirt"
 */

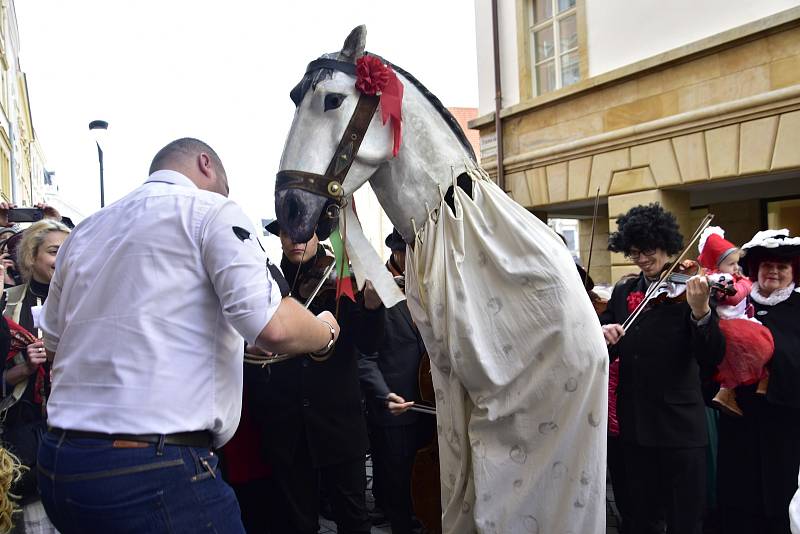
xmin=41 ymin=170 xmax=281 ymax=447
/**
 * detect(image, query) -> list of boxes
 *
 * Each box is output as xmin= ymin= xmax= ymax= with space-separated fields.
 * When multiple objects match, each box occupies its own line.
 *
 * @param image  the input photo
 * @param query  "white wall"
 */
xmin=475 ymin=0 xmax=521 ymax=116
xmin=473 ymin=0 xmax=800 ymax=115
xmin=587 ymin=0 xmax=800 ymax=77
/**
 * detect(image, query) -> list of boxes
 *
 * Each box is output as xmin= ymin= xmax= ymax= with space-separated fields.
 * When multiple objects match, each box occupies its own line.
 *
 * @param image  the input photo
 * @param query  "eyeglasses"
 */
xmin=625 ymin=249 xmax=657 ymax=260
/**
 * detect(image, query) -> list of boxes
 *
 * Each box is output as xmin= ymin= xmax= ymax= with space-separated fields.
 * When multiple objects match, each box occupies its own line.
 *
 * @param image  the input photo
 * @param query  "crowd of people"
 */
xmin=600 ymin=204 xmax=800 ymax=534
xmin=0 ymin=138 xmax=795 ymax=534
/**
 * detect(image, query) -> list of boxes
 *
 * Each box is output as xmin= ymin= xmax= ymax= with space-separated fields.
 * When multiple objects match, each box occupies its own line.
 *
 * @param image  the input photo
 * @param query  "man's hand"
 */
xmin=0 ymin=202 xmax=15 ymax=228
xmin=362 ymin=280 xmax=382 ymax=310
xmin=25 ymin=341 xmax=47 ymax=374
xmin=36 ymin=202 xmax=61 ymax=222
xmin=686 ymin=275 xmax=711 ymax=320
xmin=387 ymin=392 xmax=414 ymax=415
xmin=257 ymin=298 xmax=342 ymax=355
xmin=602 ymin=323 xmax=625 ymax=346
xmin=245 ymin=344 xmax=273 ymax=358
xmin=0 ymin=253 xmax=12 ymax=286
xmin=317 ymin=310 xmax=340 ymax=344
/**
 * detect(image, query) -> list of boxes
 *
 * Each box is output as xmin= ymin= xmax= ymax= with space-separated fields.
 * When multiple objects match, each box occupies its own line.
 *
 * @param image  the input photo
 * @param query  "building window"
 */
xmin=766 ymin=197 xmax=800 ymax=237
xmin=530 ymin=0 xmax=579 ymax=95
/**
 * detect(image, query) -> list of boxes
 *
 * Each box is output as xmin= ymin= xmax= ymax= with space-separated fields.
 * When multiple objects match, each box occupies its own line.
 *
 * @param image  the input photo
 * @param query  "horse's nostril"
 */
xmin=287 ymin=197 xmax=301 ymax=221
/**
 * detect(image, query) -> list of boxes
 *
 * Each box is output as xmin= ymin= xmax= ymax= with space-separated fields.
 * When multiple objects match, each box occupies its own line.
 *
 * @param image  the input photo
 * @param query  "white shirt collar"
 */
xmin=145 ymin=169 xmax=197 ymax=189
xmin=750 ymin=282 xmax=798 ymax=306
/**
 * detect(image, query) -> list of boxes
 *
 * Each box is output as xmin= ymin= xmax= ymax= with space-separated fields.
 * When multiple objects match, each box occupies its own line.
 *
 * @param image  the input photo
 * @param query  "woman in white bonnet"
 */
xmin=716 ymin=229 xmax=800 ymax=534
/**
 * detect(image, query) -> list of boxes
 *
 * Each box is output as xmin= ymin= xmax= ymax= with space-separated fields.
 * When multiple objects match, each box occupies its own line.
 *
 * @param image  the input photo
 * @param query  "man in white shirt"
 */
xmin=36 ymin=138 xmax=339 ymax=534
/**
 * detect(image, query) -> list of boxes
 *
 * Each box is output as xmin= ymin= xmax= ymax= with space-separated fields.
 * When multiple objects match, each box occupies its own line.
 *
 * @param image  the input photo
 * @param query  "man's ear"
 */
xmin=197 ymin=152 xmax=214 ymax=180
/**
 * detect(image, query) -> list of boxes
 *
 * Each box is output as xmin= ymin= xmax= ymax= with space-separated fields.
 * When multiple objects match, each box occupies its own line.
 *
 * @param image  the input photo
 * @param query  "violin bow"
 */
xmin=377 ymin=394 xmax=437 ymax=416
xmin=302 ymin=260 xmax=337 ymax=310
xmin=621 ymin=213 xmax=714 ymax=332
xmin=584 ymin=187 xmax=601 ymax=291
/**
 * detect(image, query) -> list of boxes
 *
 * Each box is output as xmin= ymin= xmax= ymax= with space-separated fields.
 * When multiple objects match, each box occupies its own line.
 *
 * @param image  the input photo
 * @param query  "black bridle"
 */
xmin=276 ymin=58 xmax=380 ymax=210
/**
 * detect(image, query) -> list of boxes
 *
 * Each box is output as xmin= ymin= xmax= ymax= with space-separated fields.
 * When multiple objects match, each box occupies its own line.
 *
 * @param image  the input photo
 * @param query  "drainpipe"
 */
xmin=9 ymin=126 xmax=17 ymax=204
xmin=491 ymin=0 xmax=505 ymax=193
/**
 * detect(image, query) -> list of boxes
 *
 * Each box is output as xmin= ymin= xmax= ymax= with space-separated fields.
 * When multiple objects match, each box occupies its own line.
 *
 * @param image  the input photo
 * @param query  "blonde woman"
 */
xmin=2 ymin=219 xmax=69 ymax=534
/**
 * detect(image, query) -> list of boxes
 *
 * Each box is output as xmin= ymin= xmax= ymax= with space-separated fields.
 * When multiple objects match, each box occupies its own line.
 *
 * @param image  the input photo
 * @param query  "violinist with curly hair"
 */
xmin=599 ymin=203 xmax=725 ymax=534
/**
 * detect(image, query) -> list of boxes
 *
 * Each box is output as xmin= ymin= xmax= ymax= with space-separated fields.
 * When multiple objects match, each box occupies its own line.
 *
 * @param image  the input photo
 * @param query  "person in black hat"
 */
xmin=716 ymin=229 xmax=800 ymax=534
xmin=246 ymin=219 xmax=384 ymax=534
xmin=357 ymin=229 xmax=433 ymax=534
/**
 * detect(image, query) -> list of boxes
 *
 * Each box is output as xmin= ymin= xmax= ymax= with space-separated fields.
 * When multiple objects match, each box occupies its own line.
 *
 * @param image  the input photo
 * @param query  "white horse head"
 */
xmin=276 ymin=25 xmax=477 ymax=244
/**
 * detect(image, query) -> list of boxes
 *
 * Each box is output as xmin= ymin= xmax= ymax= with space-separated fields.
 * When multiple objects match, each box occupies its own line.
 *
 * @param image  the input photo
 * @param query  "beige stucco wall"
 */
xmin=489 ymin=23 xmax=800 ymax=207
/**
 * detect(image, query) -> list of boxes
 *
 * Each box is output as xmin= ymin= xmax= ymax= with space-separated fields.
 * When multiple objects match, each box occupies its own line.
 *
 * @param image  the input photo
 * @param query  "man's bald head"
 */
xmin=149 ymin=138 xmax=229 ymax=196
xmin=149 ymin=138 xmax=224 ymax=175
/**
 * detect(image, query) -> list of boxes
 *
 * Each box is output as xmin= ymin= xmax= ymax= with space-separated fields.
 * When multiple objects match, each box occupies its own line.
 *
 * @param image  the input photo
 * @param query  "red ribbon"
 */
xmin=5 ymin=317 xmax=45 ymax=404
xmin=355 ymin=55 xmax=404 ymax=157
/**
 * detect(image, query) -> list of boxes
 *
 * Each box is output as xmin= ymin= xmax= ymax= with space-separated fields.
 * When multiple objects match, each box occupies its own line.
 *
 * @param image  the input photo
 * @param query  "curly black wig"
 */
xmin=608 ymin=203 xmax=684 ymax=255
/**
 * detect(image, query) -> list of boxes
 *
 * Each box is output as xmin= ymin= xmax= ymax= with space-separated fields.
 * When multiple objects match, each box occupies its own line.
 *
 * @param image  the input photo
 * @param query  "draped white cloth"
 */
xmin=405 ymin=171 xmax=608 ymax=534
xmin=791 ymin=467 xmax=800 ymax=534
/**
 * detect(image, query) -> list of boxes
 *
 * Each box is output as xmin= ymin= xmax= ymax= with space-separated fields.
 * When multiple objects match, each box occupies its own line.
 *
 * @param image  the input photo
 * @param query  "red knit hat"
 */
xmin=698 ymin=226 xmax=738 ymax=270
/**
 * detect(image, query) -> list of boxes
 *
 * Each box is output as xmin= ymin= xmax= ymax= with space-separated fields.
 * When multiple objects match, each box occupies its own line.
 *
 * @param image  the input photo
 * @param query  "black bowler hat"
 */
xmin=263 ymin=218 xmax=280 ymax=236
xmin=385 ymin=228 xmax=406 ymax=251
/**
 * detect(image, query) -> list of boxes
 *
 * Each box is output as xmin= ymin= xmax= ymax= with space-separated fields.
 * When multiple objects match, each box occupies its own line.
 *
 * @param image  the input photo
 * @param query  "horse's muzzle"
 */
xmin=275 ymin=187 xmax=338 ymax=243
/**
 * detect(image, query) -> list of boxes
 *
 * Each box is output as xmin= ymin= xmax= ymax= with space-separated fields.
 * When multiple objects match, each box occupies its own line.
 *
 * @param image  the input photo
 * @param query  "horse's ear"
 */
xmin=339 ymin=25 xmax=366 ymax=63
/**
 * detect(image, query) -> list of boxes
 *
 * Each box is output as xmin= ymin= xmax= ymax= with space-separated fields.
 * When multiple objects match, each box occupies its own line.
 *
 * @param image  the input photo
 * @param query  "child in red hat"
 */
xmin=698 ymin=226 xmax=774 ymax=416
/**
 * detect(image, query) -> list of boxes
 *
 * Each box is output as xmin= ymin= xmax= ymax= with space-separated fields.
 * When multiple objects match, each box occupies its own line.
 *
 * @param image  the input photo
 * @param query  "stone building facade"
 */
xmin=471 ymin=1 xmax=800 ymax=284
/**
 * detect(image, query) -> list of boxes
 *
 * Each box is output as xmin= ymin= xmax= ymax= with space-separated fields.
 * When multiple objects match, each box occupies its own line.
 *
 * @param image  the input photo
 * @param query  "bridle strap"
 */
xmin=304 ymin=58 xmax=356 ymax=76
xmin=276 ymin=93 xmax=380 ymax=202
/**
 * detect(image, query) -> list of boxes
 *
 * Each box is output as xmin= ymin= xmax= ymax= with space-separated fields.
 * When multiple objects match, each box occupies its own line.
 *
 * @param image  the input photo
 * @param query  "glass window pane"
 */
xmin=767 ymin=198 xmax=800 ymax=237
xmin=558 ymin=0 xmax=576 ymax=12
xmin=533 ymin=0 xmax=552 ymax=23
xmin=534 ymin=26 xmax=555 ymax=60
xmin=560 ymin=52 xmax=580 ymax=87
xmin=559 ymin=14 xmax=577 ymax=50
xmin=536 ymin=61 xmax=556 ymax=94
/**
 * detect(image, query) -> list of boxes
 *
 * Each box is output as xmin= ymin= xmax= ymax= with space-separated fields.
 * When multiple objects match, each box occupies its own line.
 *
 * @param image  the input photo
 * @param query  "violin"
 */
xmin=623 ymin=213 xmax=718 ymax=331
xmin=294 ymin=253 xmax=361 ymax=311
xmin=650 ymin=260 xmax=737 ymax=305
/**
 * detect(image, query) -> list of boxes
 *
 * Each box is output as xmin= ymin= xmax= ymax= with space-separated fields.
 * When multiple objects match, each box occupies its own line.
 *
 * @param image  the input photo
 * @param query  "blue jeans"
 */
xmin=37 ymin=431 xmax=245 ymax=534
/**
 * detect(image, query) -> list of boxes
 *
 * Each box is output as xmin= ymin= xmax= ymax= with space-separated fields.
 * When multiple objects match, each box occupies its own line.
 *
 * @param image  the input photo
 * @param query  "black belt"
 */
xmin=47 ymin=427 xmax=213 ymax=449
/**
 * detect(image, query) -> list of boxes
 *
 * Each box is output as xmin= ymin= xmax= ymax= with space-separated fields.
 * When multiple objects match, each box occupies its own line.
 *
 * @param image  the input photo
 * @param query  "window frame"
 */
xmin=515 ymin=0 xmax=589 ymax=103
xmin=529 ymin=0 xmax=579 ymax=96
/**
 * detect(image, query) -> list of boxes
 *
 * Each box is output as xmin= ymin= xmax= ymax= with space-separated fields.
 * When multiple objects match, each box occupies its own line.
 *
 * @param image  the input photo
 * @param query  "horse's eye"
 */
xmin=324 ymin=93 xmax=346 ymax=112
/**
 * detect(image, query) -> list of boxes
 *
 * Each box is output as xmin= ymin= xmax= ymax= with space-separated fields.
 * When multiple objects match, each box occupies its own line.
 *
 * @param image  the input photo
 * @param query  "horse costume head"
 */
xmin=276 ymin=25 xmax=476 ymax=244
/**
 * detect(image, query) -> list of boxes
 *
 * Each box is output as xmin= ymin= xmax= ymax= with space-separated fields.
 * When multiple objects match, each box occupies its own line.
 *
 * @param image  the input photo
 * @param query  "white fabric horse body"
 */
xmin=405 ymin=169 xmax=607 ymax=534
xmin=276 ymin=26 xmax=608 ymax=534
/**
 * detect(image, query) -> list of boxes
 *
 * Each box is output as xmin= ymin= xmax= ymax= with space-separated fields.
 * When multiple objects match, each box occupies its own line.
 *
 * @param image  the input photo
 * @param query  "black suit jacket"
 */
xmin=599 ymin=274 xmax=725 ymax=447
xmin=358 ymin=300 xmax=427 ymax=427
xmin=246 ymin=251 xmax=384 ymax=469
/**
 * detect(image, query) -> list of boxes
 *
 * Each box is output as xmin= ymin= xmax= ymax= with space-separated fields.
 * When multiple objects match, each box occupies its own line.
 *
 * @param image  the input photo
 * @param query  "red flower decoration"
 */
xmin=355 ymin=55 xmax=390 ymax=96
xmin=354 ymin=54 xmax=405 ymax=157
xmin=626 ymin=291 xmax=645 ymax=314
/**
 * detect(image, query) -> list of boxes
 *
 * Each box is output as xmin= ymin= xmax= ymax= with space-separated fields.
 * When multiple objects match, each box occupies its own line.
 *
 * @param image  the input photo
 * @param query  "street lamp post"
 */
xmin=89 ymin=120 xmax=109 ymax=208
